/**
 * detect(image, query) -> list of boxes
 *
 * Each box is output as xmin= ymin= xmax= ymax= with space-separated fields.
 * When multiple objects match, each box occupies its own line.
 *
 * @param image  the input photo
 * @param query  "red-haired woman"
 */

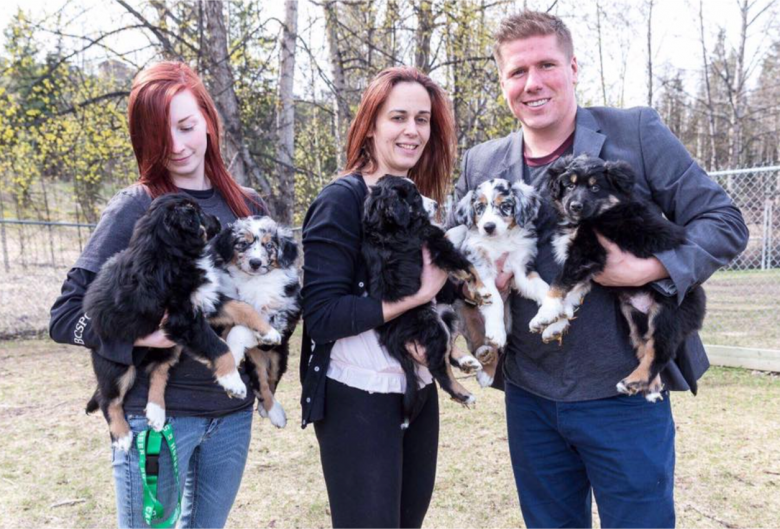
xmin=300 ymin=66 xmax=457 ymax=528
xmin=49 ymin=62 xmax=265 ymax=528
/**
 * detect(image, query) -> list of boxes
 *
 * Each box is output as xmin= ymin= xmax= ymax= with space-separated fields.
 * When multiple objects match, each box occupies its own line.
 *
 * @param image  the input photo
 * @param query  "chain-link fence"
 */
xmin=701 ymin=165 xmax=780 ymax=352
xmin=0 ymin=219 xmax=95 ymax=339
xmin=1 ymin=167 xmax=779 ymax=353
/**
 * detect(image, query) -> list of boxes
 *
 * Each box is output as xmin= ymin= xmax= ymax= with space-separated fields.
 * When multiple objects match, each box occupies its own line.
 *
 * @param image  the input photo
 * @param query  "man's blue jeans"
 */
xmin=111 ymin=408 xmax=253 ymax=528
xmin=505 ymin=381 xmax=675 ymax=528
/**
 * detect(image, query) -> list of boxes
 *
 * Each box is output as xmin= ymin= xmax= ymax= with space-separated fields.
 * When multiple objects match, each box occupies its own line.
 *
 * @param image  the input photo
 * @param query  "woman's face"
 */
xmin=166 ymin=90 xmax=209 ymax=187
xmin=369 ymin=82 xmax=432 ymax=177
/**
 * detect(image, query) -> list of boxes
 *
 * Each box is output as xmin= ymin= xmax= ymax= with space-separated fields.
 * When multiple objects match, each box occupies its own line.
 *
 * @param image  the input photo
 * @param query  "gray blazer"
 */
xmin=455 ymin=106 xmax=749 ymax=393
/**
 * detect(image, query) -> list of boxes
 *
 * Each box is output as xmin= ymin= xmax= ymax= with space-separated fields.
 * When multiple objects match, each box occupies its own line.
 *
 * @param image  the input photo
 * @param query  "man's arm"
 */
xmin=624 ymin=107 xmax=748 ymax=303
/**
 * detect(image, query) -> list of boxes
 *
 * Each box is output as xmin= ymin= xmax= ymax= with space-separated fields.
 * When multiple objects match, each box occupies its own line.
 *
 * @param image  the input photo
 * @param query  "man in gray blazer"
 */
xmin=454 ymin=11 xmax=748 ymax=528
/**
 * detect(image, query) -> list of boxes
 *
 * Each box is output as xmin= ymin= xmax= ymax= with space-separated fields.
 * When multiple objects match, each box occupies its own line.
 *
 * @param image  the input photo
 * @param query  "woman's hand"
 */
xmin=411 ymin=246 xmax=449 ymax=305
xmin=406 ymin=341 xmax=427 ymax=366
xmin=134 ymin=313 xmax=175 ymax=348
xmin=134 ymin=329 xmax=176 ymax=348
xmin=382 ymin=246 xmax=449 ymax=322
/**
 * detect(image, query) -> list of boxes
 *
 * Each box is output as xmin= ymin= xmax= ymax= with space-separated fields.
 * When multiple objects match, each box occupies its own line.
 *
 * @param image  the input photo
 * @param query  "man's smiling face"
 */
xmin=498 ymin=34 xmax=578 ymax=137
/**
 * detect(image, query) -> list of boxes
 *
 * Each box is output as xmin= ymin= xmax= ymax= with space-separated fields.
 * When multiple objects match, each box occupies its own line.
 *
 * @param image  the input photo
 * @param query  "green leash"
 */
xmin=136 ymin=424 xmax=181 ymax=528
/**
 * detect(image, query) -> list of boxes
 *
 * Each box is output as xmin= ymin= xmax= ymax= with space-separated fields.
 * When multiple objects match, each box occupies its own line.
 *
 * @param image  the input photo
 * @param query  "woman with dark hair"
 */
xmin=49 ymin=61 xmax=265 ymax=528
xmin=300 ymin=66 xmax=458 ymax=528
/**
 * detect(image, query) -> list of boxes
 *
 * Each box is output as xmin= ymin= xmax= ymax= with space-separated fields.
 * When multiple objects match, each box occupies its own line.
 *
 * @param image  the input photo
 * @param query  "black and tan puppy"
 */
xmin=530 ymin=154 xmax=707 ymax=401
xmin=362 ymin=175 xmax=487 ymax=428
xmin=84 ymin=194 xmax=279 ymax=450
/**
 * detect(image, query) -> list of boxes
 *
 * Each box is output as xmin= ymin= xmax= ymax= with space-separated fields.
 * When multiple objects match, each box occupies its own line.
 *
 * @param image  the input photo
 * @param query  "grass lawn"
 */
xmin=1 ymin=336 xmax=779 ymax=528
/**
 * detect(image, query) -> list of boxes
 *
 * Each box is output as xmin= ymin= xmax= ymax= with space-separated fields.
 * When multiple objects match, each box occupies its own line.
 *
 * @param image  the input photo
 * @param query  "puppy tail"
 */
xmin=86 ymin=388 xmax=100 ymax=415
xmin=402 ymin=366 xmax=419 ymax=427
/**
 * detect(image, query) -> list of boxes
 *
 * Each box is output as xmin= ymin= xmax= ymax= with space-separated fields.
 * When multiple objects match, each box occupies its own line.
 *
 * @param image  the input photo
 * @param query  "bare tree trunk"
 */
xmin=415 ymin=0 xmax=434 ymax=73
xmin=203 ymin=1 xmax=272 ymax=200
xmin=729 ymin=0 xmax=749 ymax=167
xmin=646 ymin=0 xmax=654 ymax=106
xmin=698 ymin=0 xmax=719 ymax=169
xmin=596 ymin=1 xmax=607 ymax=105
xmin=275 ymin=0 xmax=298 ymax=224
xmin=323 ymin=1 xmax=351 ymax=169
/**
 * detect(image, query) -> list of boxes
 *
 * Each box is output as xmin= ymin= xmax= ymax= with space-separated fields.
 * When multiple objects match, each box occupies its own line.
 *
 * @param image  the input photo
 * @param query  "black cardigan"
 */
xmin=299 ymin=174 xmax=385 ymax=428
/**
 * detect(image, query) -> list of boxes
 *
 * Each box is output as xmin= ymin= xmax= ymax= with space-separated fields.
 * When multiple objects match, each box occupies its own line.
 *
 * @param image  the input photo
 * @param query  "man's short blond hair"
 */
xmin=492 ymin=11 xmax=574 ymax=70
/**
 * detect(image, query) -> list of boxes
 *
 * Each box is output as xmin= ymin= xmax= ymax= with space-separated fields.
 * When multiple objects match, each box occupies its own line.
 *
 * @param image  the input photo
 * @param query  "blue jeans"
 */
xmin=505 ymin=381 xmax=675 ymax=528
xmin=111 ymin=408 xmax=253 ymax=528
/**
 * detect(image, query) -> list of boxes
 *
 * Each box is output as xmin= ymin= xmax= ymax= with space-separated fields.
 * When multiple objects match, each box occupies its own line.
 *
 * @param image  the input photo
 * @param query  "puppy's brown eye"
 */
xmin=566 ymin=183 xmax=575 ymax=190
xmin=590 ymin=185 xmax=600 ymax=192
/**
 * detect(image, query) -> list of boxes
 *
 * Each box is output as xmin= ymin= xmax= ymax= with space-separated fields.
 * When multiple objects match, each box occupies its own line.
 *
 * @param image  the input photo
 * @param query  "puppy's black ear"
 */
xmin=449 ymin=191 xmax=474 ymax=228
xmin=211 ymin=225 xmax=236 ymax=266
xmin=165 ymin=201 xmax=200 ymax=238
xmin=547 ymin=155 xmax=573 ymax=200
xmin=363 ymin=185 xmax=384 ymax=228
xmin=387 ymin=194 xmax=411 ymax=227
xmin=603 ymin=160 xmax=635 ymax=196
xmin=203 ymin=213 xmax=221 ymax=240
xmin=276 ymin=230 xmax=299 ymax=268
xmin=512 ymin=181 xmax=541 ymax=227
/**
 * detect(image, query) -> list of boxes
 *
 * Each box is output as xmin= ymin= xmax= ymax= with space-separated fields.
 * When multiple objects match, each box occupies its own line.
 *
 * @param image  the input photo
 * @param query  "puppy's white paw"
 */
xmin=464 ymin=394 xmax=476 ymax=405
xmin=268 ymin=399 xmax=287 ymax=428
xmin=476 ymin=369 xmax=494 ymax=388
xmin=400 ymin=419 xmax=410 ymax=430
xmin=145 ymin=403 xmax=166 ymax=432
xmin=644 ymin=391 xmax=664 ymax=403
xmin=259 ymin=328 xmax=282 ymax=346
xmin=113 ymin=432 xmax=134 ymax=453
xmin=474 ymin=345 xmax=497 ymax=365
xmin=529 ymin=298 xmax=565 ymax=333
xmin=484 ymin=320 xmax=507 ymax=349
xmin=541 ymin=318 xmax=570 ymax=344
xmin=217 ymin=371 xmax=247 ymax=399
xmin=616 ymin=381 xmax=631 ymax=395
xmin=456 ymin=354 xmax=482 ymax=373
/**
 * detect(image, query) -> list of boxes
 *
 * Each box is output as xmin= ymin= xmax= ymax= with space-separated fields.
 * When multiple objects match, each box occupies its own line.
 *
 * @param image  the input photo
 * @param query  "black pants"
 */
xmin=314 ymin=378 xmax=439 ymax=528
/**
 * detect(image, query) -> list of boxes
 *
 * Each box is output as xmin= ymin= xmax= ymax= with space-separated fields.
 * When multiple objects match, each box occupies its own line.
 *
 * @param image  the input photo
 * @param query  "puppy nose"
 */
xmin=570 ymin=202 xmax=583 ymax=213
xmin=249 ymin=259 xmax=263 ymax=270
xmin=484 ymin=222 xmax=496 ymax=234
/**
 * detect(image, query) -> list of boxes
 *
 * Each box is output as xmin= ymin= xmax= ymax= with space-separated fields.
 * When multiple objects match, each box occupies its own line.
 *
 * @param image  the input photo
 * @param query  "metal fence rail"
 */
xmin=1 ymin=167 xmax=779 ymax=354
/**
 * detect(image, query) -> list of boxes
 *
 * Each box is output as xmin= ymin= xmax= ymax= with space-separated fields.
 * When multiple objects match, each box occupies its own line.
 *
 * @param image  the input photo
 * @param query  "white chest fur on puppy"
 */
xmin=448 ymin=178 xmax=549 ymax=385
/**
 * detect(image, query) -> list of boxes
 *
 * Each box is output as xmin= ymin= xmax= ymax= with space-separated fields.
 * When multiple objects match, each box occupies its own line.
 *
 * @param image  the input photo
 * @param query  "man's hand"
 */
xmin=406 ymin=341 xmax=427 ymax=366
xmin=495 ymin=253 xmax=513 ymax=292
xmin=592 ymin=233 xmax=669 ymax=287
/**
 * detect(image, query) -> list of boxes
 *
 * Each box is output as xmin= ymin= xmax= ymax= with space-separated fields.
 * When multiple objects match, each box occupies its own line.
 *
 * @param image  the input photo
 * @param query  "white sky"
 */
xmin=1 ymin=0 xmax=776 ymax=107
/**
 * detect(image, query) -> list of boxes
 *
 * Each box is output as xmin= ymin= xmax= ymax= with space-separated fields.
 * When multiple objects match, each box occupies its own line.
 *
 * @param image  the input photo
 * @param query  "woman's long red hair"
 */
xmin=127 ymin=61 xmax=254 ymax=217
xmin=343 ymin=67 xmax=457 ymax=205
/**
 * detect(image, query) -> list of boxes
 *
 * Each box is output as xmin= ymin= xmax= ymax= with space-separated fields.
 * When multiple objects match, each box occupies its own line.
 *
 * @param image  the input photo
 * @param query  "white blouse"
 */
xmin=327 ymin=329 xmax=433 ymax=394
